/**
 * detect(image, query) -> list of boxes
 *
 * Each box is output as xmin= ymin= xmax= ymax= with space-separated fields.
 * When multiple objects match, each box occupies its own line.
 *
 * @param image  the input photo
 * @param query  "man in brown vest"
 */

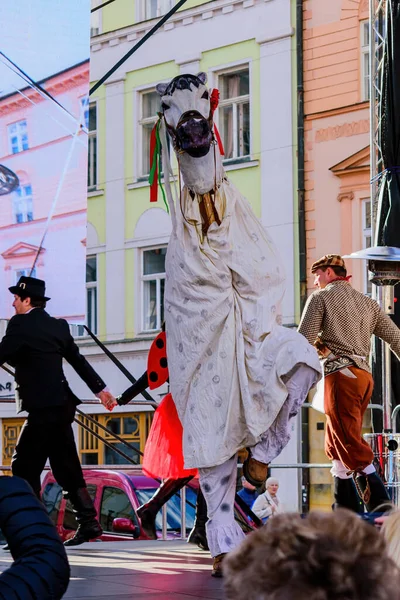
xmin=298 ymin=254 xmax=400 ymax=512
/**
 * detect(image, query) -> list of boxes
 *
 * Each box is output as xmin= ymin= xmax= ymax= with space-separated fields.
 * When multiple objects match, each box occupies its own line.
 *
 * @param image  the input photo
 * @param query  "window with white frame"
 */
xmin=142 ymin=247 xmax=166 ymax=331
xmin=217 ymin=67 xmax=250 ymax=161
xmin=361 ymin=21 xmax=370 ymax=102
xmin=81 ymin=96 xmax=89 ymax=130
xmin=15 ymin=268 xmax=36 ymax=283
xmin=8 ymin=120 xmax=29 ymax=154
xmin=86 ymin=256 xmax=98 ymax=334
xmin=13 ymin=184 xmax=33 ymax=223
xmin=87 ymin=102 xmax=97 ymax=189
xmin=362 ymin=198 xmax=372 ymax=295
xmin=144 ymin=0 xmax=174 ymax=20
xmin=139 ymin=90 xmax=162 ymax=177
xmin=90 ymin=0 xmax=102 ymax=36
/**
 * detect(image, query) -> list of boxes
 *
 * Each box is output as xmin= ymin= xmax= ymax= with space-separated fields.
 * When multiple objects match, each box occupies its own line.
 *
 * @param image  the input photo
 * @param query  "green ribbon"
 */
xmin=148 ymin=119 xmax=169 ymax=213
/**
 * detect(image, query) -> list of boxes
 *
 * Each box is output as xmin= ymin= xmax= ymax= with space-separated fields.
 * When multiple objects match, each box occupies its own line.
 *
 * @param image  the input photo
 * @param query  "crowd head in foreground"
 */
xmin=223 ymin=509 xmax=400 ymax=600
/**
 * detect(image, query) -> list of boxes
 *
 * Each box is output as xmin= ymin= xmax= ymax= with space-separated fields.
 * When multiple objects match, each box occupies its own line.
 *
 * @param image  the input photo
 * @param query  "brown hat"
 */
xmin=311 ymin=254 xmax=346 ymax=274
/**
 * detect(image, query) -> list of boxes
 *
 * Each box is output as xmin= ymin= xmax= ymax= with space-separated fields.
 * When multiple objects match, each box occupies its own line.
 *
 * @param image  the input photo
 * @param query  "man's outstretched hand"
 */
xmin=98 ymin=390 xmax=118 ymax=411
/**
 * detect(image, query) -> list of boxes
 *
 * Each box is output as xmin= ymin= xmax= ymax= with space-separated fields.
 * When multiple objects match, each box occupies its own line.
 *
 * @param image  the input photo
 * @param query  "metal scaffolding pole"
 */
xmin=370 ymin=0 xmax=386 ymax=243
xmin=369 ymin=0 xmax=391 ymax=430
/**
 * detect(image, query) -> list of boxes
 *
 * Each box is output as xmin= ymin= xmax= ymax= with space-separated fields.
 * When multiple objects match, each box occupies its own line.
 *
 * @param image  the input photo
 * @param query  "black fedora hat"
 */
xmin=9 ymin=276 xmax=51 ymax=301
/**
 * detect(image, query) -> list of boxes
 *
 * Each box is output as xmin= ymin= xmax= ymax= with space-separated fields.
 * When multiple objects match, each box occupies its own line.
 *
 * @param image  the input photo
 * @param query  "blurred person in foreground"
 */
xmin=298 ymin=254 xmax=400 ymax=513
xmin=0 ymin=476 xmax=69 ymax=599
xmin=376 ymin=509 xmax=400 ymax=569
xmin=223 ymin=510 xmax=400 ymax=600
xmin=252 ymin=477 xmax=284 ymax=523
xmin=0 ymin=276 xmax=117 ymax=547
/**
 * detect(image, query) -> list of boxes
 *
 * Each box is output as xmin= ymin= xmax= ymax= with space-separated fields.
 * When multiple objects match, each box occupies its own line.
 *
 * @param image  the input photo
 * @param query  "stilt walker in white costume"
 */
xmin=150 ymin=72 xmax=321 ymax=576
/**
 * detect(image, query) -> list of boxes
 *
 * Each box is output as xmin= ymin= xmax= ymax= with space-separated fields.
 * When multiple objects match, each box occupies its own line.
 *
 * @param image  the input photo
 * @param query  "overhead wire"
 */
xmin=30 ymin=99 xmax=87 ymax=274
xmin=91 ymin=0 xmax=118 ymax=12
xmin=8 ymin=84 xmax=87 ymax=146
xmin=0 ymin=51 xmax=80 ymax=125
xmin=2 ymin=0 xmax=279 ymax=293
xmin=0 ymin=50 xmax=89 ymax=275
xmin=90 ymin=0 xmax=188 ymax=95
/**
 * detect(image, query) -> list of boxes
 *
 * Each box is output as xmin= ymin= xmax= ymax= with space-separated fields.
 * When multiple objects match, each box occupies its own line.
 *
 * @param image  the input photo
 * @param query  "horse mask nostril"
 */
xmin=178 ymin=118 xmax=210 ymax=135
xmin=175 ymin=113 xmax=213 ymax=158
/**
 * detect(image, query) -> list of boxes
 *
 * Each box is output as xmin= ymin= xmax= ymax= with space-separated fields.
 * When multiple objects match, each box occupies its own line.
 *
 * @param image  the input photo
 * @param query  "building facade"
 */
xmin=0 ymin=62 xmax=90 ymax=322
xmin=75 ymin=0 xmax=304 ymax=507
xmin=0 ymin=0 xmax=306 ymax=510
xmin=0 ymin=61 xmax=91 ymax=469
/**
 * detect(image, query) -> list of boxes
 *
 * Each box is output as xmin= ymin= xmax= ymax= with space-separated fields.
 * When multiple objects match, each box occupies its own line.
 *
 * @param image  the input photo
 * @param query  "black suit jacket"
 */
xmin=0 ymin=309 xmax=105 ymax=413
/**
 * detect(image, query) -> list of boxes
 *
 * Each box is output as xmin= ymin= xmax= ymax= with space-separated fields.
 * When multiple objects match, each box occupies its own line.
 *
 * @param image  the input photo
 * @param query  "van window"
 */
xmin=100 ymin=486 xmax=137 ymax=532
xmin=63 ymin=484 xmax=97 ymax=531
xmin=42 ymin=482 xmax=63 ymax=526
xmin=134 ymin=487 xmax=196 ymax=532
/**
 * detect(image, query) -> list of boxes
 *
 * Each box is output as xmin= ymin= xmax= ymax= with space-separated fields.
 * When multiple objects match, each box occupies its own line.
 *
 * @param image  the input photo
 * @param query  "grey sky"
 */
xmin=0 ymin=0 xmax=90 ymax=97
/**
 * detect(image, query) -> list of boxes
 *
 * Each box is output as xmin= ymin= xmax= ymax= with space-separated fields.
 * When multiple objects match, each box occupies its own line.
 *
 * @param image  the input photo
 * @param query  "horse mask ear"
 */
xmin=156 ymin=82 xmax=169 ymax=96
xmin=197 ymin=72 xmax=207 ymax=85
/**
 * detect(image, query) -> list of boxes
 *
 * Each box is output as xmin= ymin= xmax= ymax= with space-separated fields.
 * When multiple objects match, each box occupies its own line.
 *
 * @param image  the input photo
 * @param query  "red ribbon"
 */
xmin=214 ymin=124 xmax=224 ymax=156
xmin=209 ymin=89 xmax=224 ymax=155
xmin=210 ymin=88 xmax=219 ymax=113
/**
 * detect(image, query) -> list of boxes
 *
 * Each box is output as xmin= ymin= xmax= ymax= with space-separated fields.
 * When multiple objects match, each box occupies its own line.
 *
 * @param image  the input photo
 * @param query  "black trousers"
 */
xmin=11 ymin=407 xmax=85 ymax=498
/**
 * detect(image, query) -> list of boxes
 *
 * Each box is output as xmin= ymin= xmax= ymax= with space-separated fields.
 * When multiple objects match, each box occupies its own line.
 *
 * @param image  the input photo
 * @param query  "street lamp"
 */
xmin=0 ymin=165 xmax=19 ymax=195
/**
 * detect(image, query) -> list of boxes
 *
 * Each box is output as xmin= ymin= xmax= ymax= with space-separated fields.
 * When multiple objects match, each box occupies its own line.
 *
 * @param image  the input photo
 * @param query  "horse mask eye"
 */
xmin=201 ymin=91 xmax=209 ymax=100
xmin=161 ymin=102 xmax=169 ymax=111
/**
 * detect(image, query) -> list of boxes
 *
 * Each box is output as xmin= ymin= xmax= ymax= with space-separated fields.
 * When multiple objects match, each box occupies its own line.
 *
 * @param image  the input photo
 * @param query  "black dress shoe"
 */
xmin=136 ymin=506 xmax=157 ymax=540
xmin=187 ymin=525 xmax=209 ymax=551
xmin=64 ymin=521 xmax=103 ymax=547
xmin=2 ymin=544 xmax=9 ymax=551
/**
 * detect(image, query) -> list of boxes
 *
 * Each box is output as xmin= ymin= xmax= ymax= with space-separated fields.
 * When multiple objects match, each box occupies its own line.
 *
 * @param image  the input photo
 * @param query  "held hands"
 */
xmin=98 ymin=390 xmax=118 ymax=411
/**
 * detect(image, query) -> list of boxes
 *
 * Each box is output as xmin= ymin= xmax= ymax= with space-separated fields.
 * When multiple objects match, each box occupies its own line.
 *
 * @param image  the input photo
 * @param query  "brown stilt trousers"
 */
xmin=324 ymin=367 xmax=374 ymax=471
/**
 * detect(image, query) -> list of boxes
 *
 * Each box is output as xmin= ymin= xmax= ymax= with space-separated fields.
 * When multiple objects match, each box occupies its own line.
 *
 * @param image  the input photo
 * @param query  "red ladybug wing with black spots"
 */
xmin=147 ymin=331 xmax=168 ymax=390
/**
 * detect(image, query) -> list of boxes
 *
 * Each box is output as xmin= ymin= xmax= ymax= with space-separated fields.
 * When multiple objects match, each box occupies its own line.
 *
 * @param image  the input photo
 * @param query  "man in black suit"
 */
xmin=0 ymin=276 xmax=117 ymax=546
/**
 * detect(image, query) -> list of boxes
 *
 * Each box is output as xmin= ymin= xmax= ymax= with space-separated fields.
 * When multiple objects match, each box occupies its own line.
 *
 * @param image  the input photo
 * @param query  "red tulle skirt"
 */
xmin=143 ymin=393 xmax=198 ymax=480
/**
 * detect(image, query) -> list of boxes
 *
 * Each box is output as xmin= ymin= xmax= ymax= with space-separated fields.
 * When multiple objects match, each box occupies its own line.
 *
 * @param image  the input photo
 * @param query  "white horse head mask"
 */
xmin=156 ymin=72 xmax=214 ymax=158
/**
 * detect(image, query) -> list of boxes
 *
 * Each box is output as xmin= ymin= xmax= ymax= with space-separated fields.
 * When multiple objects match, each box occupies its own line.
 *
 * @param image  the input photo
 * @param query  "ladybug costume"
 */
xmin=116 ymin=332 xmax=206 ymax=549
xmin=117 ymin=331 xmax=197 ymax=479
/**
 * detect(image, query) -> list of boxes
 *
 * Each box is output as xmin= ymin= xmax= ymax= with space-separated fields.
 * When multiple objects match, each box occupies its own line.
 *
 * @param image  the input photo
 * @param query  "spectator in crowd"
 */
xmin=0 ymin=476 xmax=70 ymax=599
xmin=237 ymin=476 xmax=258 ymax=509
xmin=223 ymin=510 xmax=400 ymax=600
xmin=251 ymin=477 xmax=284 ymax=523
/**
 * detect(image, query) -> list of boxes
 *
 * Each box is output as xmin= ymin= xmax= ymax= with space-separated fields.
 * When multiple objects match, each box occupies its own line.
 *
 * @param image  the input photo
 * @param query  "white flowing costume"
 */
xmin=158 ymin=74 xmax=320 ymax=557
xmin=165 ymin=178 xmax=321 ymax=471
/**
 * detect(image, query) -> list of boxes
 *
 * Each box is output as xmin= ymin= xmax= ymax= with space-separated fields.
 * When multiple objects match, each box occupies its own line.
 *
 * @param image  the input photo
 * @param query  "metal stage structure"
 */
xmin=369 ymin=0 xmax=386 ymax=240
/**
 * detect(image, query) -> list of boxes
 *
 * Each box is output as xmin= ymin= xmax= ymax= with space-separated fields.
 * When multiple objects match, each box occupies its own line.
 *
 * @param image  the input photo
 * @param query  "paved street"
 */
xmin=0 ymin=540 xmax=225 ymax=600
